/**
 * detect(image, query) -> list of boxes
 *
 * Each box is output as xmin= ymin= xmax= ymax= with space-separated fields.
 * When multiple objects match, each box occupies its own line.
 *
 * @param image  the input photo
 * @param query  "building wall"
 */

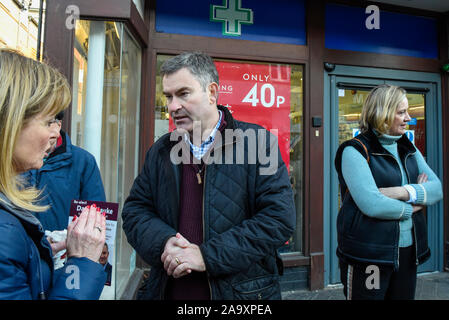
xmin=0 ymin=0 xmax=42 ymax=58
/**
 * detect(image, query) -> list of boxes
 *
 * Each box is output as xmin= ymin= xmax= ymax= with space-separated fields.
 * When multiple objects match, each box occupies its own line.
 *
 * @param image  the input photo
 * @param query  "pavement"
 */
xmin=281 ymin=271 xmax=449 ymax=300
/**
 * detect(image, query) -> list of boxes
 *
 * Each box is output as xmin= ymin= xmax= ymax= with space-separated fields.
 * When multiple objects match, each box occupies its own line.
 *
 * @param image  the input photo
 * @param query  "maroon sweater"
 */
xmin=165 ymin=118 xmax=227 ymax=300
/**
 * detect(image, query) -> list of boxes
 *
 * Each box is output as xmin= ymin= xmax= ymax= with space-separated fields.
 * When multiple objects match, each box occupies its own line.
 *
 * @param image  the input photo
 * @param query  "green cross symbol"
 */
xmin=210 ymin=0 xmax=254 ymax=37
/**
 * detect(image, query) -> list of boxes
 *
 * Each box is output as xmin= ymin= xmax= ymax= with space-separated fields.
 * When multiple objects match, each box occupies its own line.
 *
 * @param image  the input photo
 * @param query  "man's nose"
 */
xmin=167 ymin=97 xmax=182 ymax=114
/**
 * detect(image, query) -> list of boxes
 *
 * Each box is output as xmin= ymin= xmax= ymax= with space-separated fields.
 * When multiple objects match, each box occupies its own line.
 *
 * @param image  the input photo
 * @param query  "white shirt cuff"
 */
xmin=404 ymin=184 xmax=417 ymax=203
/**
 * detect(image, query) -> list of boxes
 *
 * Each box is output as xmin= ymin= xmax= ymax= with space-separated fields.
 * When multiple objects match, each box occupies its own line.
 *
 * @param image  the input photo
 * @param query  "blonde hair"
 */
xmin=359 ymin=84 xmax=407 ymax=134
xmin=0 ymin=48 xmax=71 ymax=212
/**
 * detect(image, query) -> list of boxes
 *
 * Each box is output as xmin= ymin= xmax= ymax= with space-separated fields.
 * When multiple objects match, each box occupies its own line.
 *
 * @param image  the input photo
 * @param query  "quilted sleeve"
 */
xmin=200 ymin=130 xmax=295 ymax=276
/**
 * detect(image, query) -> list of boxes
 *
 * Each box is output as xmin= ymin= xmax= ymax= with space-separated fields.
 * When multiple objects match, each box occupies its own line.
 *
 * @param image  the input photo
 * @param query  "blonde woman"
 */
xmin=334 ymin=84 xmax=442 ymax=299
xmin=0 ymin=49 xmax=106 ymax=299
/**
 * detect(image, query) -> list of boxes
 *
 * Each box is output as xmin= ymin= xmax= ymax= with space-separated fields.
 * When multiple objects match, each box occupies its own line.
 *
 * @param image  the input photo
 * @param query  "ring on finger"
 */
xmin=95 ymin=226 xmax=102 ymax=232
xmin=175 ymin=257 xmax=181 ymax=265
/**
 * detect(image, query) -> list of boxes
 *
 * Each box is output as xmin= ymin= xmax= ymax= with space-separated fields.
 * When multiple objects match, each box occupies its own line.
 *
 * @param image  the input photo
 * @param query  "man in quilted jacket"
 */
xmin=122 ymin=52 xmax=295 ymax=300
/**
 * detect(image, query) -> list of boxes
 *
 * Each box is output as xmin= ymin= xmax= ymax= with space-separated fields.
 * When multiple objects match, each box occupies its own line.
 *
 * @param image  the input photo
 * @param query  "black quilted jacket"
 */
xmin=122 ymin=105 xmax=295 ymax=300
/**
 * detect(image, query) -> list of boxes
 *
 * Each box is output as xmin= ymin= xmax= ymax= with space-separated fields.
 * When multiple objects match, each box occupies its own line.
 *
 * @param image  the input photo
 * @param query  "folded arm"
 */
xmin=376 ymin=148 xmax=442 ymax=207
xmin=341 ymin=146 xmax=413 ymax=220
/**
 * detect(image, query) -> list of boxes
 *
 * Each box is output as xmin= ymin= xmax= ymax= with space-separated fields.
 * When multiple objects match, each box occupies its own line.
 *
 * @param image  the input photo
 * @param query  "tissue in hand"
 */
xmin=45 ymin=229 xmax=67 ymax=270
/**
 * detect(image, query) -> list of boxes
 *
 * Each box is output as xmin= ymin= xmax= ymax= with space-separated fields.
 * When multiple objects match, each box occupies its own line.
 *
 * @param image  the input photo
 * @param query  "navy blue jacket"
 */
xmin=23 ymin=132 xmax=106 ymax=231
xmin=122 ymin=105 xmax=295 ymax=300
xmin=334 ymin=130 xmax=430 ymax=269
xmin=0 ymin=193 xmax=106 ymax=300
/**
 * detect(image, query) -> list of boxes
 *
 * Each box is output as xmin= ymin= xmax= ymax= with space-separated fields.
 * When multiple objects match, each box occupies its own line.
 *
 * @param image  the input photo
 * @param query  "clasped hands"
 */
xmin=161 ymin=233 xmax=206 ymax=278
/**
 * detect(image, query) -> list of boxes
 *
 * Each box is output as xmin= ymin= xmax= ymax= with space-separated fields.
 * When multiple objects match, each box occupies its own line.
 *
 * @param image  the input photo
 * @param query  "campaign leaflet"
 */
xmin=69 ymin=199 xmax=118 ymax=286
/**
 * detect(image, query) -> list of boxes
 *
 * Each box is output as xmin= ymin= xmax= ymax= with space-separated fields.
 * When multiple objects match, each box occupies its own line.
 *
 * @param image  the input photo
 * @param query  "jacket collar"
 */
xmin=217 ymin=104 xmax=236 ymax=129
xmin=46 ymin=131 xmax=68 ymax=159
xmin=361 ymin=128 xmax=416 ymax=156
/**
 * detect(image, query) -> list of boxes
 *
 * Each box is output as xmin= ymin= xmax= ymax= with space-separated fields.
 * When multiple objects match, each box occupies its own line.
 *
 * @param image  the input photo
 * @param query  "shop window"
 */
xmin=155 ymin=55 xmax=304 ymax=254
xmin=72 ymin=20 xmax=141 ymax=299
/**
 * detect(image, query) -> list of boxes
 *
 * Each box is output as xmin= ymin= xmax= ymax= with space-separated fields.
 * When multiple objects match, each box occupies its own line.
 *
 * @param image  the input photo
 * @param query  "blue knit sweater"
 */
xmin=341 ymin=132 xmax=443 ymax=247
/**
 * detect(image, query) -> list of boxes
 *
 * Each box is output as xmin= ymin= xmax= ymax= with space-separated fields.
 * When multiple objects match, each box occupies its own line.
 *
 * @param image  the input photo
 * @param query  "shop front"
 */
xmin=43 ymin=0 xmax=448 ymax=298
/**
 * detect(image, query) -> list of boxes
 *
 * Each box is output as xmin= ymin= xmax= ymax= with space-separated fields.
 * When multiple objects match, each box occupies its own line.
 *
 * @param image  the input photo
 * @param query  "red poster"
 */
xmin=215 ymin=61 xmax=291 ymax=171
xmin=168 ymin=61 xmax=291 ymax=171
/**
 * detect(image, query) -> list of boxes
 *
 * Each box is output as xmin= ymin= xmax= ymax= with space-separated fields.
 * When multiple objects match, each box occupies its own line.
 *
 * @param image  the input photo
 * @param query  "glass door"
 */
xmin=325 ymin=67 xmax=443 ymax=285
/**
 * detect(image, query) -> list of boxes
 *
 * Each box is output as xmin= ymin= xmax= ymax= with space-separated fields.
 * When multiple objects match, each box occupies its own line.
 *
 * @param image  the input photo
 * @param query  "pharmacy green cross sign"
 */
xmin=210 ymin=0 xmax=254 ymax=37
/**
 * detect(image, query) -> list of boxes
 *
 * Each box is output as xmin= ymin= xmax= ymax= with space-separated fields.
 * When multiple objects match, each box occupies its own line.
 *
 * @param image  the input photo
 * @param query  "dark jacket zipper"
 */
xmin=200 ymin=137 xmax=236 ymax=300
xmin=201 ymin=168 xmax=213 ymax=299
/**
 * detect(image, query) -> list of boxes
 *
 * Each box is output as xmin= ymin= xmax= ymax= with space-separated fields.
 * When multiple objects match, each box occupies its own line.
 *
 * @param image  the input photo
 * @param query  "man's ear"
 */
xmin=208 ymin=82 xmax=219 ymax=105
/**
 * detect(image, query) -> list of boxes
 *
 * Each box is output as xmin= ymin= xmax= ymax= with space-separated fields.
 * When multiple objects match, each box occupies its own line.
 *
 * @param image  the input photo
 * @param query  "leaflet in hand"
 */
xmin=69 ymin=199 xmax=118 ymax=286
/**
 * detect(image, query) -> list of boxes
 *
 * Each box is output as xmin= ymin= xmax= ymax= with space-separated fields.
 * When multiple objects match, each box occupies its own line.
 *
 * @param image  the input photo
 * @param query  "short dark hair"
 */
xmin=55 ymin=111 xmax=65 ymax=120
xmin=160 ymin=52 xmax=219 ymax=91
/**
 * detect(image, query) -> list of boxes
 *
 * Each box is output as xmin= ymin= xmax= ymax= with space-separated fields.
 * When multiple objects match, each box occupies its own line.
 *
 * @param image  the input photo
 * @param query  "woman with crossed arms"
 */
xmin=334 ymin=84 xmax=443 ymax=300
